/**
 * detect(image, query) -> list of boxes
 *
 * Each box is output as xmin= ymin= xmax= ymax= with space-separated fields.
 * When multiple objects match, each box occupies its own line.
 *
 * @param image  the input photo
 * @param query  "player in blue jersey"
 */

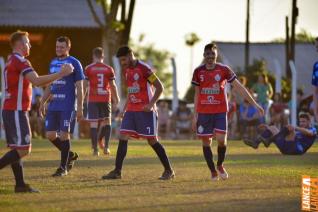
xmin=244 ymin=113 xmax=316 ymax=155
xmin=312 ymin=37 xmax=318 ymax=121
xmin=40 ymin=36 xmax=85 ymax=177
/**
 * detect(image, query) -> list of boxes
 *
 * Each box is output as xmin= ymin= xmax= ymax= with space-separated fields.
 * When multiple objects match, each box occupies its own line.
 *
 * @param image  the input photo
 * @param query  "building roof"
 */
xmin=217 ymin=42 xmax=317 ymax=95
xmin=0 ymin=0 xmax=105 ymax=29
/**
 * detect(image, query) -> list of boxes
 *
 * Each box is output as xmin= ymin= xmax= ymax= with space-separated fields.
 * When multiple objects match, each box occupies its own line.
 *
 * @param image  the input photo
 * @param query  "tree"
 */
xmin=87 ymin=0 xmax=136 ymax=65
xmin=272 ymin=28 xmax=315 ymax=43
xmin=131 ymin=35 xmax=173 ymax=97
xmin=185 ymin=33 xmax=200 ymax=78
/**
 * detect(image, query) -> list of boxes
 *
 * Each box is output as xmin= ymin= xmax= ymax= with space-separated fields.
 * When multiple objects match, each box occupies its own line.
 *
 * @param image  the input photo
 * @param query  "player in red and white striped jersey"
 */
xmin=0 ymin=31 xmax=73 ymax=193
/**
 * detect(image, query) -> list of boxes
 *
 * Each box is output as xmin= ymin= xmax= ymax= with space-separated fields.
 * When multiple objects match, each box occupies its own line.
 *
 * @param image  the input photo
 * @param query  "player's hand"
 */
xmin=286 ymin=125 xmax=294 ymax=131
xmin=76 ymin=110 xmax=83 ymax=122
xmin=256 ymin=104 xmax=265 ymax=116
xmin=118 ymin=111 xmax=125 ymax=119
xmin=143 ymin=103 xmax=153 ymax=112
xmin=192 ymin=116 xmax=197 ymax=132
xmin=39 ymin=103 xmax=46 ymax=118
xmin=60 ymin=63 xmax=74 ymax=77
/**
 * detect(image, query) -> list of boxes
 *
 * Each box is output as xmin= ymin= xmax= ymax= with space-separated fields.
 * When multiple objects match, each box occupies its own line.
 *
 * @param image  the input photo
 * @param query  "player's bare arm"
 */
xmin=39 ymin=85 xmax=52 ymax=118
xmin=25 ymin=63 xmax=73 ymax=87
xmin=143 ymin=75 xmax=163 ymax=112
xmin=110 ymin=80 xmax=120 ymax=106
xmin=231 ymin=79 xmax=265 ymax=116
xmin=83 ymin=79 xmax=89 ymax=99
xmin=294 ymin=126 xmax=316 ymax=136
xmin=192 ymin=86 xmax=200 ymax=131
xmin=76 ymin=80 xmax=84 ymax=121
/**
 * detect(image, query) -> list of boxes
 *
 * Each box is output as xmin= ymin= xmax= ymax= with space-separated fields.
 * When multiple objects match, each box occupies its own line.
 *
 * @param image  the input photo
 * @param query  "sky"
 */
xmin=130 ymin=0 xmax=318 ymax=98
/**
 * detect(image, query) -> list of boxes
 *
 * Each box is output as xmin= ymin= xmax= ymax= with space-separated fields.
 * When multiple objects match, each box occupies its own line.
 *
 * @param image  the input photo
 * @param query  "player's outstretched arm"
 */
xmin=295 ymin=126 xmax=316 ymax=137
xmin=25 ymin=63 xmax=74 ymax=87
xmin=110 ymin=80 xmax=120 ymax=106
xmin=231 ymin=79 xmax=265 ymax=116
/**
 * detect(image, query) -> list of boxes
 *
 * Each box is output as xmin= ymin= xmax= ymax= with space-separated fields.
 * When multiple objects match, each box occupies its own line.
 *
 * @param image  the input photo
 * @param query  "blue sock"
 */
xmin=203 ymin=146 xmax=216 ymax=172
xmin=11 ymin=160 xmax=25 ymax=187
xmin=90 ymin=128 xmax=98 ymax=151
xmin=60 ymin=140 xmax=70 ymax=170
xmin=217 ymin=145 xmax=226 ymax=166
xmin=151 ymin=142 xmax=172 ymax=171
xmin=104 ymin=125 xmax=112 ymax=148
xmin=0 ymin=149 xmax=20 ymax=169
xmin=115 ymin=140 xmax=128 ymax=172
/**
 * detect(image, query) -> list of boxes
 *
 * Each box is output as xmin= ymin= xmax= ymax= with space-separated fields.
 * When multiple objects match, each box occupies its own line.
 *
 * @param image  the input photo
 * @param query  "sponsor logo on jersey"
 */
xmin=133 ymin=73 xmax=140 ymax=81
xmin=214 ymin=74 xmax=221 ymax=81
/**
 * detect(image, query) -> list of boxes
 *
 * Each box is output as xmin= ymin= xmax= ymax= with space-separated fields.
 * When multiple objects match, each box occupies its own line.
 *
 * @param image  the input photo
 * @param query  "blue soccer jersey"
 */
xmin=311 ymin=61 xmax=318 ymax=86
xmin=48 ymin=56 xmax=85 ymax=111
xmin=295 ymin=126 xmax=317 ymax=153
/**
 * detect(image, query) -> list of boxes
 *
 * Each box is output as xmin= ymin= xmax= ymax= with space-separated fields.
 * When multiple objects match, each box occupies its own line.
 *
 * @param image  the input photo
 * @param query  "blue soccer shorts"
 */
xmin=196 ymin=112 xmax=227 ymax=138
xmin=85 ymin=102 xmax=111 ymax=121
xmin=2 ymin=110 xmax=31 ymax=150
xmin=45 ymin=110 xmax=76 ymax=133
xmin=120 ymin=111 xmax=158 ymax=139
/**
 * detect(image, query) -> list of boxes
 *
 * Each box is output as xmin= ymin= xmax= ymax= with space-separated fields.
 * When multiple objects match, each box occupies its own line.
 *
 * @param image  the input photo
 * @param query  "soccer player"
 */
xmin=0 ymin=31 xmax=73 ymax=192
xmin=191 ymin=43 xmax=264 ymax=181
xmin=84 ymin=47 xmax=120 ymax=156
xmin=312 ymin=37 xmax=318 ymax=121
xmin=102 ymin=46 xmax=175 ymax=180
xmin=39 ymin=36 xmax=85 ymax=177
xmin=243 ymin=113 xmax=316 ymax=155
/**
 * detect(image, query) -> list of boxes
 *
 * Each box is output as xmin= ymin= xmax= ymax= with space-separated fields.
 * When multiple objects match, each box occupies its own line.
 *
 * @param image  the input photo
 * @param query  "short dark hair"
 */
xmin=56 ymin=36 xmax=71 ymax=47
xmin=204 ymin=43 xmax=217 ymax=52
xmin=10 ymin=31 xmax=29 ymax=47
xmin=116 ymin=46 xmax=132 ymax=57
xmin=93 ymin=47 xmax=104 ymax=58
xmin=299 ymin=112 xmax=311 ymax=121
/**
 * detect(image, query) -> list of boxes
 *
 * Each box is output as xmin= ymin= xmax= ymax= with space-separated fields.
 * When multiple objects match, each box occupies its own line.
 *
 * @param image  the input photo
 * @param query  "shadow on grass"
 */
xmin=24 ymin=152 xmax=318 ymax=168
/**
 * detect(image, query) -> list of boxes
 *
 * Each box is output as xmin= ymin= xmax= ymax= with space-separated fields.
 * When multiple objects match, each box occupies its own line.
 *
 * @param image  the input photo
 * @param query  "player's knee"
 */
xmin=147 ymin=139 xmax=157 ymax=146
xmin=201 ymin=138 xmax=211 ymax=146
xmin=17 ymin=148 xmax=31 ymax=158
xmin=101 ymin=119 xmax=111 ymax=126
xmin=90 ymin=122 xmax=98 ymax=128
xmin=60 ymin=132 xmax=70 ymax=141
xmin=46 ymin=132 xmax=57 ymax=141
xmin=119 ymin=134 xmax=129 ymax=141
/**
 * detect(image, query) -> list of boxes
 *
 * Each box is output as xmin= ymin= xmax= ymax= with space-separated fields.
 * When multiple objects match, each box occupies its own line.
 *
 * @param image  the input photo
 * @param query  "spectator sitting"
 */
xmin=157 ymin=101 xmax=171 ymax=139
xmin=270 ymin=93 xmax=288 ymax=128
xmin=240 ymin=99 xmax=260 ymax=139
xmin=29 ymin=94 xmax=45 ymax=138
xmin=227 ymin=93 xmax=237 ymax=139
xmin=171 ymin=101 xmax=193 ymax=139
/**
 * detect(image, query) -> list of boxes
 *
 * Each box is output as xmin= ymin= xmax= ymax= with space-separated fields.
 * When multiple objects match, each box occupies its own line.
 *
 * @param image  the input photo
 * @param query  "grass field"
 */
xmin=0 ymin=138 xmax=317 ymax=212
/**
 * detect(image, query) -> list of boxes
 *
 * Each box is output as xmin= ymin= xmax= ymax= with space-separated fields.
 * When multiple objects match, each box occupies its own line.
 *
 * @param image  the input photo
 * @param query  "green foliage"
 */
xmin=237 ymin=59 xmax=291 ymax=101
xmin=130 ymin=35 xmax=173 ymax=97
xmin=272 ymin=28 xmax=315 ymax=43
xmin=185 ymin=33 xmax=200 ymax=46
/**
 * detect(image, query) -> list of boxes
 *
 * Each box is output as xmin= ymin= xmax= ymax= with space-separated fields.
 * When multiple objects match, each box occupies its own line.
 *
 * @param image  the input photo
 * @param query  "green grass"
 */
xmin=0 ymin=138 xmax=317 ymax=212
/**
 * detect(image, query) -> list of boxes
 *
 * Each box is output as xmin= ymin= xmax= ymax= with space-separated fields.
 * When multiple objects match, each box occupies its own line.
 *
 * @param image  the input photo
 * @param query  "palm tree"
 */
xmin=185 ymin=33 xmax=200 ymax=77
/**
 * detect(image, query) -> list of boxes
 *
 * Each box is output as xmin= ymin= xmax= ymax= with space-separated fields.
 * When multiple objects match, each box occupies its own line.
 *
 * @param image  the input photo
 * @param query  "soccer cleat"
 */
xmin=211 ymin=171 xmax=219 ymax=181
xmin=98 ymin=138 xmax=105 ymax=149
xmin=93 ymin=149 xmax=100 ymax=156
xmin=15 ymin=184 xmax=40 ymax=193
xmin=103 ymin=147 xmax=110 ymax=155
xmin=261 ymin=136 xmax=272 ymax=147
xmin=158 ymin=169 xmax=175 ymax=180
xmin=243 ymin=139 xmax=259 ymax=149
xmin=67 ymin=152 xmax=79 ymax=171
xmin=217 ymin=165 xmax=229 ymax=180
xmin=102 ymin=169 xmax=122 ymax=180
xmin=52 ymin=167 xmax=68 ymax=177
